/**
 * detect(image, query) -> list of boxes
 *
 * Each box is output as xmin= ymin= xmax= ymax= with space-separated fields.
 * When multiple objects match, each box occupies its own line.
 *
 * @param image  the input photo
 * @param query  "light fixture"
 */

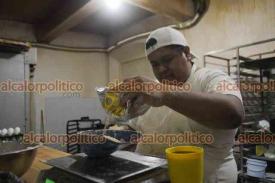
xmin=103 ymin=0 xmax=123 ymax=11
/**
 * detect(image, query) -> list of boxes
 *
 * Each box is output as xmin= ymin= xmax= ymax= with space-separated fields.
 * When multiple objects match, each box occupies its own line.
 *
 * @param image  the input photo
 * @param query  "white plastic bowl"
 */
xmin=247 ymin=158 xmax=267 ymax=178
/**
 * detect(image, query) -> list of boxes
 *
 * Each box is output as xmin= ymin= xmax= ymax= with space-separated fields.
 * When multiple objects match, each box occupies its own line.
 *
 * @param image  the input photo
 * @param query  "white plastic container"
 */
xmin=247 ymin=158 xmax=267 ymax=178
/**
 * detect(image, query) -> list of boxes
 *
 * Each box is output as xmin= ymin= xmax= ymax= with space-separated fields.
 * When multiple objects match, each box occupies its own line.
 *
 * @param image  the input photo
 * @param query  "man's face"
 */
xmin=148 ymin=46 xmax=192 ymax=84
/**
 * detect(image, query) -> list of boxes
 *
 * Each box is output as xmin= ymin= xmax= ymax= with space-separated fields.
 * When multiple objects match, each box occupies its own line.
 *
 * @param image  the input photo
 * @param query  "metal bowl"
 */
xmin=0 ymin=141 xmax=39 ymax=177
xmin=79 ymin=129 xmax=140 ymax=158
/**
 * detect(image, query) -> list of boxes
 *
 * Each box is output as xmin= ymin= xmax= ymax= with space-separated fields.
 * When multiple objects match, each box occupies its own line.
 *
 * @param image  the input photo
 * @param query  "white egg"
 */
xmin=8 ymin=128 xmax=14 ymax=136
xmin=1 ymin=128 xmax=7 ymax=136
xmin=14 ymin=127 xmax=21 ymax=135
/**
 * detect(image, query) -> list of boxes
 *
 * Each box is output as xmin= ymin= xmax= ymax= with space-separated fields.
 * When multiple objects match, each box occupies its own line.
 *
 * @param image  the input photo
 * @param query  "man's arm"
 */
xmin=119 ymin=76 xmax=245 ymax=130
xmin=161 ymin=91 xmax=244 ymax=129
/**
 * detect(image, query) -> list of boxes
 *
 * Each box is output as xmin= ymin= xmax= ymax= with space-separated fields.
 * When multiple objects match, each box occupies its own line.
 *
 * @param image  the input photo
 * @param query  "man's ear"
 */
xmin=183 ymin=46 xmax=192 ymax=61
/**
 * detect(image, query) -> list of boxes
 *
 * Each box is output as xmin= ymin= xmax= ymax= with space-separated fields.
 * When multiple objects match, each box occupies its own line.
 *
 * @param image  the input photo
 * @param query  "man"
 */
xmin=115 ymin=27 xmax=244 ymax=182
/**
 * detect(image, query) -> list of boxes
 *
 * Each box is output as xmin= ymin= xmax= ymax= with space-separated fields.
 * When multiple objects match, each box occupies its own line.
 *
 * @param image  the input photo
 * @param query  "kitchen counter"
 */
xmin=21 ymin=146 xmax=70 ymax=183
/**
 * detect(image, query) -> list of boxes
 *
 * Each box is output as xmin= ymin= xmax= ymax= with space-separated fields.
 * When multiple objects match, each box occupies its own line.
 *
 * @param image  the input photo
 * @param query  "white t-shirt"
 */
xmin=128 ymin=64 xmax=242 ymax=182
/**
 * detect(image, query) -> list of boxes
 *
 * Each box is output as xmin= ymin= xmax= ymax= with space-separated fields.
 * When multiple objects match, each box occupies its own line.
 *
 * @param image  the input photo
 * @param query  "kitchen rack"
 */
xmin=203 ymin=38 xmax=275 ymax=183
xmin=66 ymin=116 xmax=104 ymax=154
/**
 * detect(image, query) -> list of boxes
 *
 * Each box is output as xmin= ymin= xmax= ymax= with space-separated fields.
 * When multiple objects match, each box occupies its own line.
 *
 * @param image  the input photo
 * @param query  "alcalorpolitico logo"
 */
xmin=22 ymin=131 xmax=214 ymax=146
xmin=0 ymin=80 xmax=84 ymax=94
xmin=238 ymin=133 xmax=275 ymax=144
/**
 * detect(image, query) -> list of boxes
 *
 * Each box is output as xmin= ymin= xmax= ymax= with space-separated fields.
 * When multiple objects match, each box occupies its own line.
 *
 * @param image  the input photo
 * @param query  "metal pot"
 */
xmin=0 ymin=141 xmax=40 ymax=177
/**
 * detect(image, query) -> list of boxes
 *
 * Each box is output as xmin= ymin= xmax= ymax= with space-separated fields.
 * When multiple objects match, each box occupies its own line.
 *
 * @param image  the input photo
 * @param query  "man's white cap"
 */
xmin=145 ymin=26 xmax=189 ymax=56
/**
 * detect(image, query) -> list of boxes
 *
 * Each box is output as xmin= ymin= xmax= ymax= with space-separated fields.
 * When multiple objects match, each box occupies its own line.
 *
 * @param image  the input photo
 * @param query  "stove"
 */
xmin=37 ymin=151 xmax=168 ymax=183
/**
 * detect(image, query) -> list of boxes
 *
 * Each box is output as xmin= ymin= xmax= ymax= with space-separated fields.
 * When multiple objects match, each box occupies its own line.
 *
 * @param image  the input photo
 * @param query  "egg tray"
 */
xmin=0 ymin=134 xmax=23 ymax=144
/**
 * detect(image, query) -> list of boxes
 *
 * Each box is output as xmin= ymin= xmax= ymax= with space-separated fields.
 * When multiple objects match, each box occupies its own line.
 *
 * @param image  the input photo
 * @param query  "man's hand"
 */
xmin=119 ymin=76 xmax=165 ymax=108
xmin=109 ymin=76 xmax=166 ymax=118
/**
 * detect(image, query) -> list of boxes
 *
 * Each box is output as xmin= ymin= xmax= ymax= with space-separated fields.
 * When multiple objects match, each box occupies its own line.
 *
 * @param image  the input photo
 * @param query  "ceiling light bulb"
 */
xmin=104 ymin=0 xmax=123 ymax=10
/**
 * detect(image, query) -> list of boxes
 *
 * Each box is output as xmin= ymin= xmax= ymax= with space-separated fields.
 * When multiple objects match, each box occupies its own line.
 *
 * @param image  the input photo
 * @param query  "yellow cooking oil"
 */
xmin=103 ymin=92 xmax=125 ymax=117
